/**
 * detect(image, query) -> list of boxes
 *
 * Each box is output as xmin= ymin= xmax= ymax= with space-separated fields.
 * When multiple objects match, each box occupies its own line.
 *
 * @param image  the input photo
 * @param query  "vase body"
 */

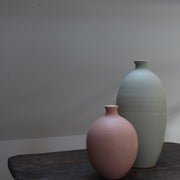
xmin=86 ymin=105 xmax=138 ymax=179
xmin=116 ymin=60 xmax=167 ymax=168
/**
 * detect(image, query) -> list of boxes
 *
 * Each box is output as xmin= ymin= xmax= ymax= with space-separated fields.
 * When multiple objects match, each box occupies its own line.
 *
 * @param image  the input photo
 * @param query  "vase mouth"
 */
xmin=134 ymin=60 xmax=149 ymax=62
xmin=105 ymin=105 xmax=119 ymax=115
xmin=105 ymin=105 xmax=119 ymax=108
xmin=134 ymin=60 xmax=149 ymax=69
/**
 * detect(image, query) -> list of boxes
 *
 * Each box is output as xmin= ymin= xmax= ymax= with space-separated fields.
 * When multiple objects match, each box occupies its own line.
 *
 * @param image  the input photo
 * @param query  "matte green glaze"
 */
xmin=116 ymin=60 xmax=167 ymax=168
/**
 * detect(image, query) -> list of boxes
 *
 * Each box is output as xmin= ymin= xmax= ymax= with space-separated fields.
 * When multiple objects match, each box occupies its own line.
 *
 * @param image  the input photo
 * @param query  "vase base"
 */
xmin=134 ymin=162 xmax=157 ymax=169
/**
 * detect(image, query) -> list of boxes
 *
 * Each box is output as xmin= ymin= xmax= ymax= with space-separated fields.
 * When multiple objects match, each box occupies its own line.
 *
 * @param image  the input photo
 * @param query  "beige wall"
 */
xmin=1 ymin=0 xmax=180 ymax=141
xmin=1 ymin=0 xmax=180 ymax=179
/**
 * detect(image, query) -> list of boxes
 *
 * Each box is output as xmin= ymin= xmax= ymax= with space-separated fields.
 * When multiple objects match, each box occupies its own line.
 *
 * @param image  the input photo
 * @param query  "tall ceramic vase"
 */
xmin=116 ymin=60 xmax=167 ymax=168
xmin=86 ymin=105 xmax=138 ymax=179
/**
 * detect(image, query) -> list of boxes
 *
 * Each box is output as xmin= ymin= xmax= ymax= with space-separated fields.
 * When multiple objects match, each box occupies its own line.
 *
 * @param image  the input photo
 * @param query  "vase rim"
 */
xmin=134 ymin=60 xmax=149 ymax=62
xmin=105 ymin=105 xmax=119 ymax=108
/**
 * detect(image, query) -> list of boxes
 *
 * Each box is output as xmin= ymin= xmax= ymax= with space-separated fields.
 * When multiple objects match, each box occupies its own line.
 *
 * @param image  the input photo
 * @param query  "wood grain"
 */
xmin=8 ymin=143 xmax=180 ymax=180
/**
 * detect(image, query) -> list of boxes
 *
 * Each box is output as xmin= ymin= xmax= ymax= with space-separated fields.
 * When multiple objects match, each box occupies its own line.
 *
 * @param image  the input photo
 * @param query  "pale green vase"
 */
xmin=116 ymin=60 xmax=167 ymax=168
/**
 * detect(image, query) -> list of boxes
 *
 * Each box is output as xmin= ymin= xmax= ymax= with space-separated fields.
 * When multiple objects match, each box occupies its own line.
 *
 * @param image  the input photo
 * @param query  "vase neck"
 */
xmin=134 ymin=60 xmax=148 ymax=69
xmin=105 ymin=105 xmax=119 ymax=115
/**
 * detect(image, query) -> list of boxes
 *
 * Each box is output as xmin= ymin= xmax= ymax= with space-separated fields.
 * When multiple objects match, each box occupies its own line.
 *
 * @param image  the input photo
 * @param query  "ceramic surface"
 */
xmin=86 ymin=105 xmax=138 ymax=179
xmin=116 ymin=60 xmax=167 ymax=168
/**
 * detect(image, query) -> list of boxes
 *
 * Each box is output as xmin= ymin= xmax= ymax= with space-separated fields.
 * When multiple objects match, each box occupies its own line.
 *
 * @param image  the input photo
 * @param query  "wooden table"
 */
xmin=8 ymin=142 xmax=180 ymax=180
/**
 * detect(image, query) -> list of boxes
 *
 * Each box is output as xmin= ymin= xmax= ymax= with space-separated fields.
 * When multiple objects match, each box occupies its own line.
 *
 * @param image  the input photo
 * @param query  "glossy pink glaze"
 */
xmin=86 ymin=105 xmax=138 ymax=179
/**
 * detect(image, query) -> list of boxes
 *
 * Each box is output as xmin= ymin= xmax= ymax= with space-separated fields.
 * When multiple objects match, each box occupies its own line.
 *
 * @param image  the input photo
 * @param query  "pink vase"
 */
xmin=86 ymin=105 xmax=138 ymax=179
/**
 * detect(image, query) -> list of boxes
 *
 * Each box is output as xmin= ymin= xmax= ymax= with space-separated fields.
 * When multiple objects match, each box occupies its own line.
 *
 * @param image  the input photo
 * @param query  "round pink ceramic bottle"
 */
xmin=86 ymin=105 xmax=138 ymax=179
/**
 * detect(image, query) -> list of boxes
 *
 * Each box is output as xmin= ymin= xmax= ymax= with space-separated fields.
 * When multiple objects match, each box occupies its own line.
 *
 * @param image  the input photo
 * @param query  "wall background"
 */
xmin=1 ymin=0 xmax=180 ymax=179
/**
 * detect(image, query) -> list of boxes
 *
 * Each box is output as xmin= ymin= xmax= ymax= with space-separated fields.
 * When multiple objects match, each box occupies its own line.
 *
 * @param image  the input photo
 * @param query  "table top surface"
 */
xmin=8 ymin=142 xmax=180 ymax=180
